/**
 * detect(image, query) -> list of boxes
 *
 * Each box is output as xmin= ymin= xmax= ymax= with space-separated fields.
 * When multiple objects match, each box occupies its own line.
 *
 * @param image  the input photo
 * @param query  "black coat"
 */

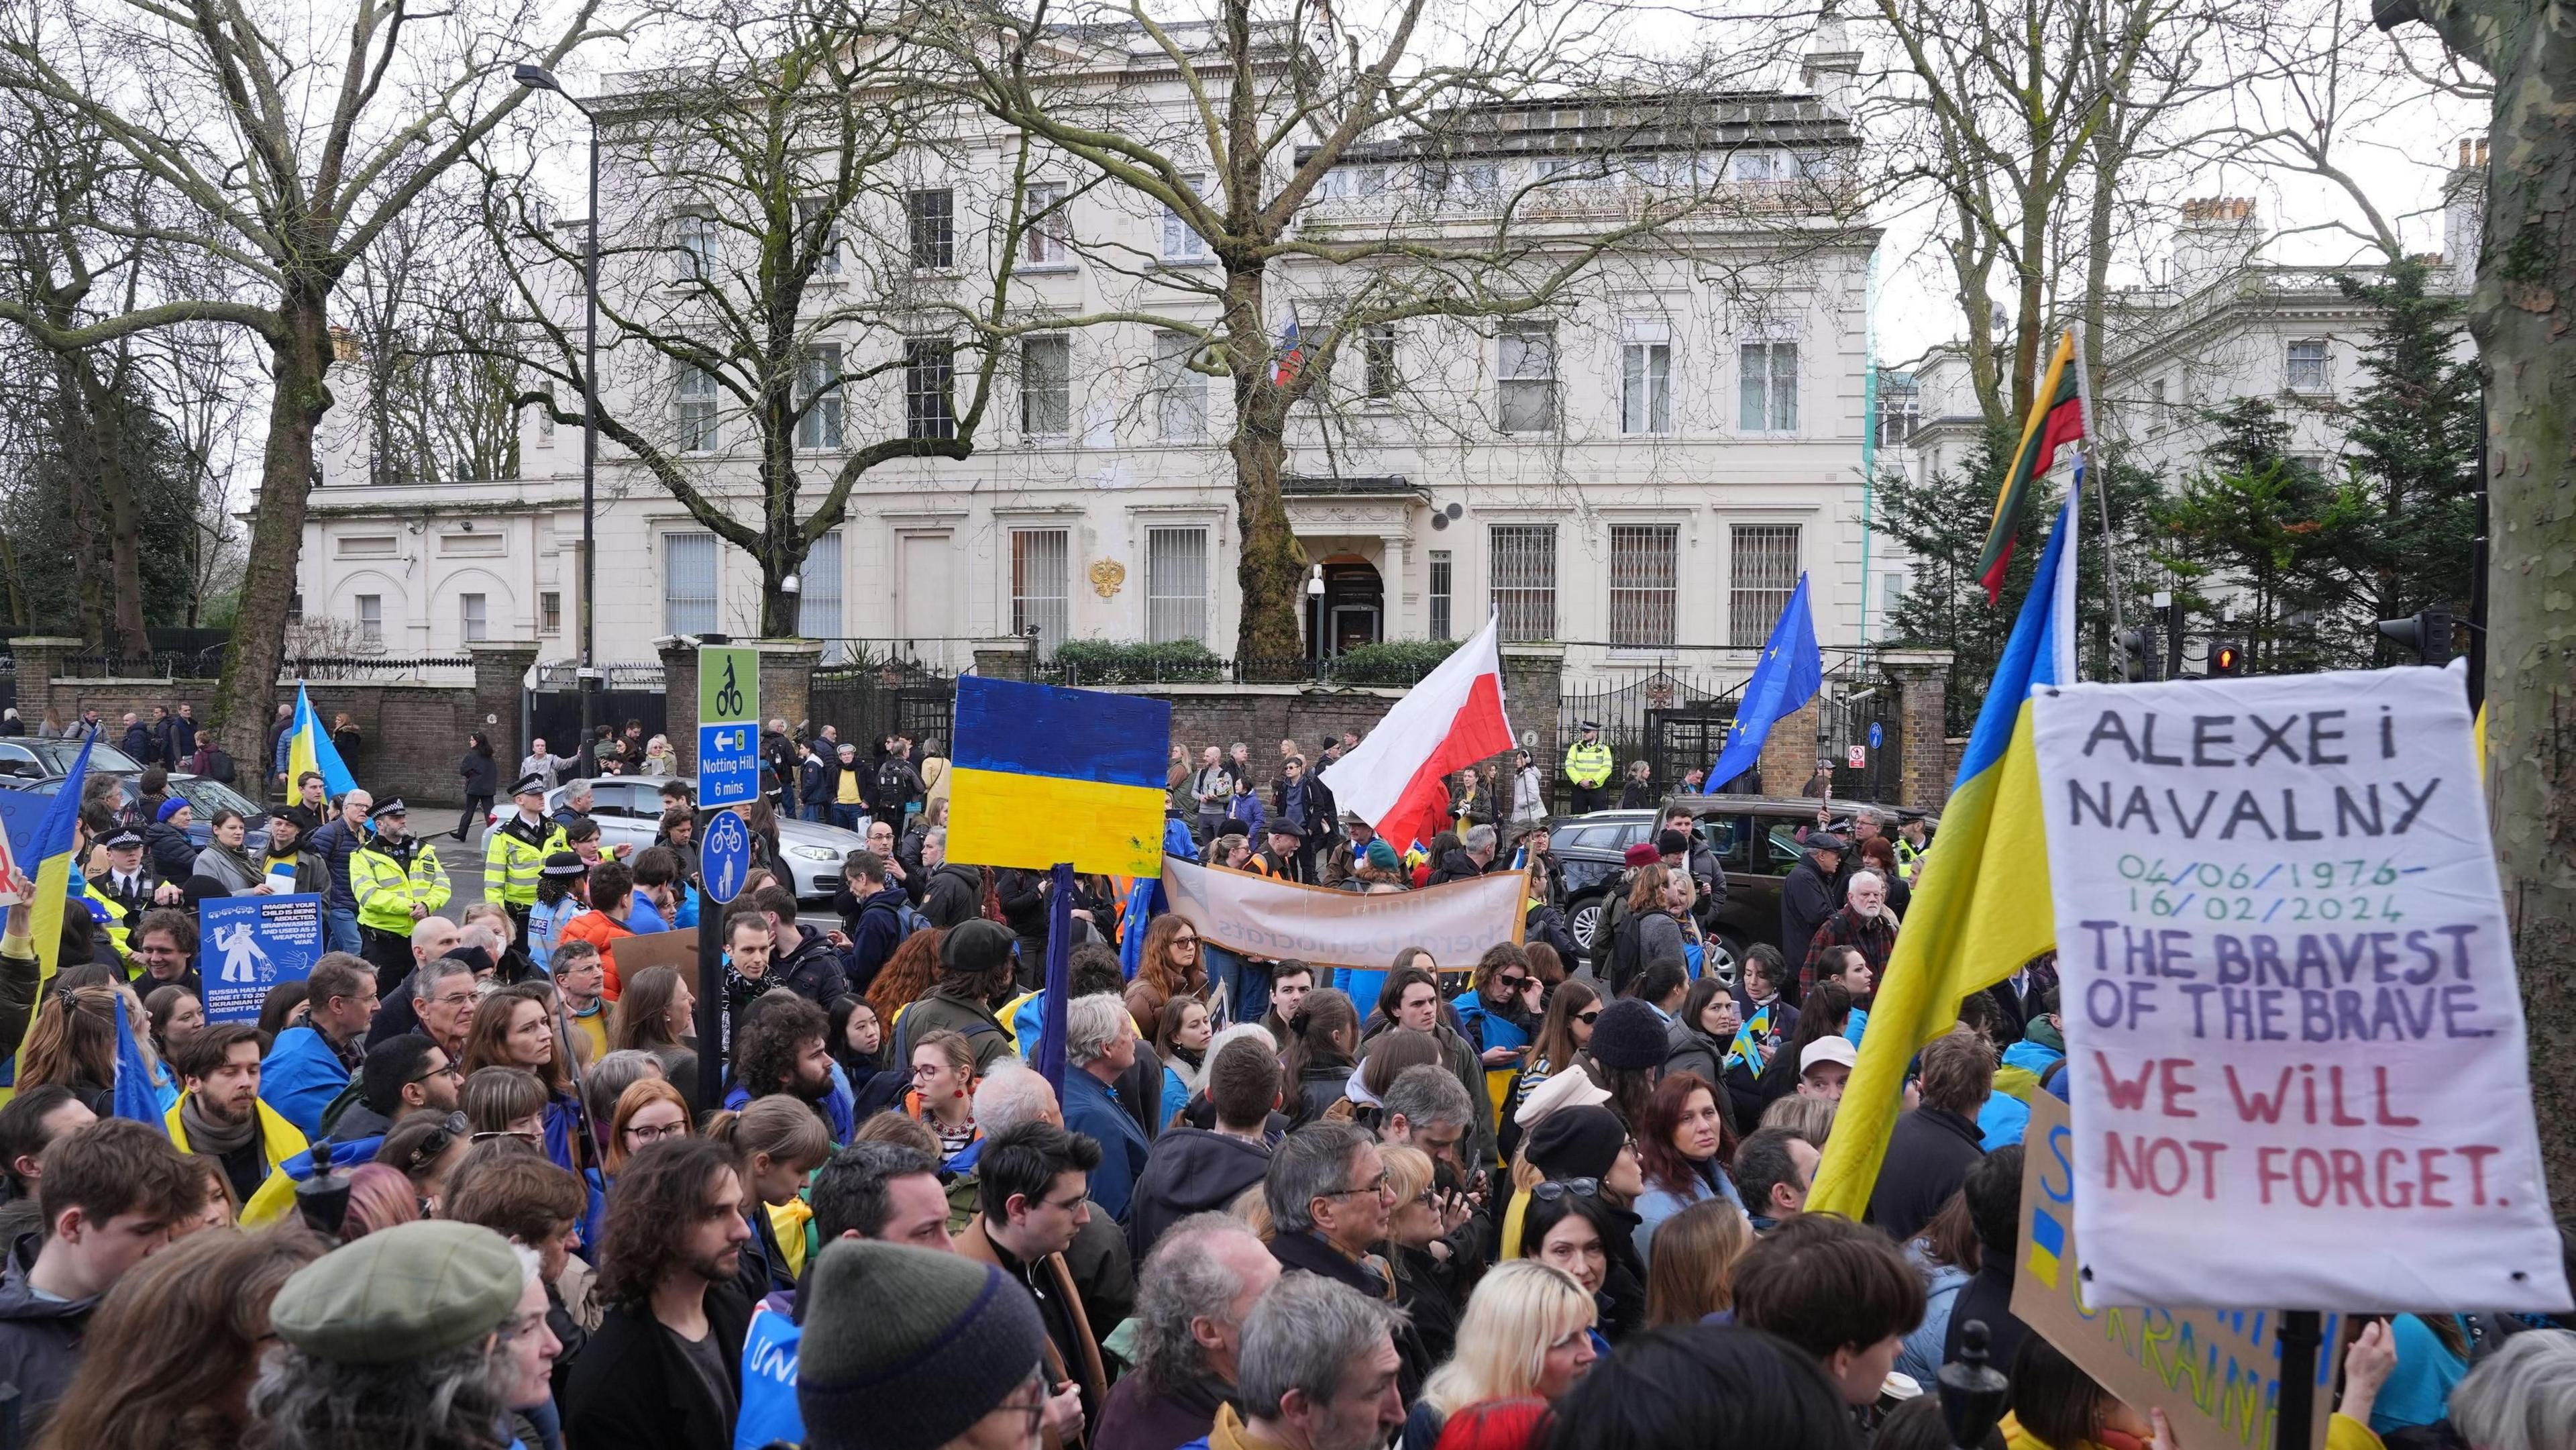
xmin=1867 ymin=1105 xmax=1987 ymax=1242
xmin=921 ymin=862 xmax=983 ymax=929
xmin=458 ymin=749 xmax=500 ymax=798
xmin=1778 ymin=857 xmax=1841 ymax=989
xmin=1126 ymin=1127 xmax=1272 ymax=1260
xmin=143 ymin=821 xmax=199 ymax=882
xmin=561 ymin=1290 xmax=752 ymax=1450
xmin=1271 ymin=1231 xmax=1432 ymax=1404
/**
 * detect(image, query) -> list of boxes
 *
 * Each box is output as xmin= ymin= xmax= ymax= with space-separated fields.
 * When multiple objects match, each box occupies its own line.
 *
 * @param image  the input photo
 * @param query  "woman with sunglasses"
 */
xmin=1124 ymin=914 xmax=1207 ymax=1038
xmin=1452 ymin=944 xmax=1544 ymax=1124
xmin=1507 ymin=1103 xmax=1648 ymax=1342
xmin=1381 ymin=1143 xmax=1467 ymax=1371
xmin=1519 ymin=979 xmax=1601 ymax=1098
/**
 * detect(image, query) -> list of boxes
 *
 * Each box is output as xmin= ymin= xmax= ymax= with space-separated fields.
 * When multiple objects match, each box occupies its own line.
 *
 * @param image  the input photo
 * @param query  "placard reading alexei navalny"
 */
xmin=2029 ymin=667 xmax=2569 ymax=1313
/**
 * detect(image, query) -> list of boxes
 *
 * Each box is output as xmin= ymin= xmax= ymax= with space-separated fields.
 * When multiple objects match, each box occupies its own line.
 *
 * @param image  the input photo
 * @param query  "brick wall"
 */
xmin=9 ymin=632 xmax=539 ymax=809
xmin=1881 ymin=650 xmax=1955 ymax=813
xmin=1759 ymin=698 xmax=1826 ymax=796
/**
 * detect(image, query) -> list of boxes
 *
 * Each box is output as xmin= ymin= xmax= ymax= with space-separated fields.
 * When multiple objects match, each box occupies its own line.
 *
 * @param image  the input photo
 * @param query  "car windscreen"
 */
xmin=171 ymin=776 xmax=266 ymax=821
xmin=34 ymin=739 xmax=142 ymax=773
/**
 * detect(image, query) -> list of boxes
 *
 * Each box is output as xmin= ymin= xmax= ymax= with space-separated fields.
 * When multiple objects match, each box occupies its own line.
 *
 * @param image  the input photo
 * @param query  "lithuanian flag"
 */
xmin=1977 ymin=329 xmax=2085 ymax=605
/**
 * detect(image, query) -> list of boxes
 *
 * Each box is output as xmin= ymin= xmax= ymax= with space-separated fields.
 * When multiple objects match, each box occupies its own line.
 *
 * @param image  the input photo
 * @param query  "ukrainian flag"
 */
xmin=285 ymin=682 xmax=358 ymax=800
xmin=7 ymin=731 xmax=99 ymax=1102
xmin=1805 ymin=458 xmax=2083 ymax=1218
xmin=945 ymin=676 xmax=1173 ymax=878
xmin=2025 ymin=1203 xmax=2068 ymax=1289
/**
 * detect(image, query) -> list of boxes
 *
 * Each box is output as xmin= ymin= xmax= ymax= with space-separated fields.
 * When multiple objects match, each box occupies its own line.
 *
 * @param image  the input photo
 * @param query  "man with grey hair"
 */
xmin=362 ymin=914 xmax=467 ymax=1049
xmin=1205 ymin=1273 xmax=1409 ymax=1450
xmin=1426 ymin=823 xmax=1497 ymax=886
xmin=1801 ymin=866 xmax=1896 ymax=998
xmin=1063 ymin=993 xmax=1152 ymax=1221
xmin=1379 ymin=1064 xmax=1474 ymax=1168
xmin=1097 ymin=1213 xmax=1281 ymax=1450
xmin=955 ymin=1062 xmax=1140 ymax=1343
xmin=1263 ymin=1121 xmax=1430 ymax=1399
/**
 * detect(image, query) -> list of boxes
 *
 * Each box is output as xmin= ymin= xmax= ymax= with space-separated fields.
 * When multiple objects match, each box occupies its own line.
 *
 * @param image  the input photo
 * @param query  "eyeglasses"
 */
xmin=1573 ymin=1008 xmax=1602 ymax=1025
xmin=1528 ymin=1177 xmax=1603 ymax=1204
xmin=1320 ymin=1172 xmax=1393 ymax=1200
xmin=1036 ymin=1192 xmax=1087 ymax=1214
xmin=407 ymin=1061 xmax=464 ymax=1087
xmin=1170 ymin=935 xmax=1198 ymax=948
xmin=405 ymin=1112 xmax=470 ymax=1172
xmin=625 ymin=1121 xmax=687 ymax=1143
xmin=998 ymin=1377 xmax=1049 ymax=1439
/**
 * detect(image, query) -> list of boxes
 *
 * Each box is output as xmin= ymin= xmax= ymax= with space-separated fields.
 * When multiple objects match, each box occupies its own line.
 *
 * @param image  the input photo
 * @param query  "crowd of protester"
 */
xmin=0 ymin=715 xmax=2566 ymax=1450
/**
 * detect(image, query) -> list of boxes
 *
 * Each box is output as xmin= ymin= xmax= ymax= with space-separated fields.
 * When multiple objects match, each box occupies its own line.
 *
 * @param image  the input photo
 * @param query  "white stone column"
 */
xmin=1378 ymin=533 xmax=1407 ymax=640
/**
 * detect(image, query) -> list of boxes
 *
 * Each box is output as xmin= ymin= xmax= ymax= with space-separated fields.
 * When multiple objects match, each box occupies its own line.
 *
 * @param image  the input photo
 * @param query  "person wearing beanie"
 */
xmin=1585 ymin=998 xmax=1669 ymax=1079
xmin=796 ymin=1239 xmax=1059 ymax=1450
xmin=895 ymin=918 xmax=1019 ymax=1075
xmin=1507 ymin=1102 xmax=1650 ymax=1343
xmin=252 ymin=1220 xmax=541 ymax=1449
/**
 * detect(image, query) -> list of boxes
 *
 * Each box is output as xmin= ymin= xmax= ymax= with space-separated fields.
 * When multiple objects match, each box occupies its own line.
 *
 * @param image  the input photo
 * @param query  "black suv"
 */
xmin=1550 ymin=794 xmax=1927 ymax=981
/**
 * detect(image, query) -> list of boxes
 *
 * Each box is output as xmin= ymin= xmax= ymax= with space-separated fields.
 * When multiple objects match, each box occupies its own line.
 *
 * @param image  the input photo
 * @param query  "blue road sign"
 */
xmin=702 ymin=809 xmax=753 ymax=905
xmin=698 ymin=721 xmax=762 ymax=808
xmin=1868 ymin=721 xmax=1883 ymax=749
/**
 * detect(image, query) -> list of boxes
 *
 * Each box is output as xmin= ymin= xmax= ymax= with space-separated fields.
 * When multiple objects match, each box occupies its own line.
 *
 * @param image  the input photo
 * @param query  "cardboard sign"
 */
xmin=198 ymin=893 xmax=328 ymax=1022
xmin=2012 ymin=1093 xmax=2338 ymax=1450
xmin=1159 ymin=856 xmax=1526 ymax=970
xmin=2029 ymin=668 xmax=2567 ymax=1312
xmin=610 ymin=928 xmax=702 ymax=993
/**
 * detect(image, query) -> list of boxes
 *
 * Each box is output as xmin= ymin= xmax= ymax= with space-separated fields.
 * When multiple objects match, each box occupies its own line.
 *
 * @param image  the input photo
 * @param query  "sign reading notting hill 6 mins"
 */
xmin=2030 ymin=667 xmax=2568 ymax=1314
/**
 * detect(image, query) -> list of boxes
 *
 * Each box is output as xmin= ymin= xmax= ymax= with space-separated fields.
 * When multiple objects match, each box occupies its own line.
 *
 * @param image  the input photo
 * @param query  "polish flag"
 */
xmin=1322 ymin=611 xmax=1517 ymax=849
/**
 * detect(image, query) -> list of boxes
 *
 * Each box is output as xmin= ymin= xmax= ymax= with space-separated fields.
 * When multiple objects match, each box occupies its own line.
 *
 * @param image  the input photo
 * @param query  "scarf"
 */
xmin=180 ymin=1094 xmax=258 ymax=1158
xmin=2025 ymin=1016 xmax=2065 ymax=1055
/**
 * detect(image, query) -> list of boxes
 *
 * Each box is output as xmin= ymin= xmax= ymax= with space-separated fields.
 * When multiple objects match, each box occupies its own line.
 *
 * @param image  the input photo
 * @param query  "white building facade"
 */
xmin=301 ymin=35 xmax=1885 ymax=692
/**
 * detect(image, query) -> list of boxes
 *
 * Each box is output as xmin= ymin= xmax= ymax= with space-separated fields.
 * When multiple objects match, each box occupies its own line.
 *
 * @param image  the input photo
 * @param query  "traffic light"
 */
xmin=2377 ymin=608 xmax=2455 ymax=666
xmin=2118 ymin=626 xmax=2157 ymax=682
xmin=2208 ymin=638 xmax=2246 ymax=677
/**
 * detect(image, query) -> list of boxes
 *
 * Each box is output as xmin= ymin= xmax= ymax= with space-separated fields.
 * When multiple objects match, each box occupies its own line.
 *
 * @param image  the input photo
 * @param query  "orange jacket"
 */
xmin=560 ymin=909 xmax=638 ymax=997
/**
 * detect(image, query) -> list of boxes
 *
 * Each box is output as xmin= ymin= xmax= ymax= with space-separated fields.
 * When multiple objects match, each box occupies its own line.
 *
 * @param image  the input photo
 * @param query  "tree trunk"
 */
xmin=1229 ymin=414 xmax=1307 ymax=670
xmin=79 ymin=355 xmax=154 ymax=658
xmin=215 ymin=286 xmax=333 ymax=768
xmin=2378 ymin=0 xmax=2576 ymax=1206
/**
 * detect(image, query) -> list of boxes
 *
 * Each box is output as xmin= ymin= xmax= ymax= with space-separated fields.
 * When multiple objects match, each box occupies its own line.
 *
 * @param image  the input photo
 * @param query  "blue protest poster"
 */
xmin=198 ymin=894 xmax=328 ymax=1022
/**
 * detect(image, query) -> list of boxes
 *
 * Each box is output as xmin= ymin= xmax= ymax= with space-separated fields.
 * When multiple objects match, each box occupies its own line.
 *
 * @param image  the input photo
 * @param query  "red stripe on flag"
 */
xmin=1979 ymin=536 xmax=2019 ymax=607
xmin=2032 ymin=396 xmax=2084 ymax=479
xmin=1377 ymin=672 xmax=1517 ymax=848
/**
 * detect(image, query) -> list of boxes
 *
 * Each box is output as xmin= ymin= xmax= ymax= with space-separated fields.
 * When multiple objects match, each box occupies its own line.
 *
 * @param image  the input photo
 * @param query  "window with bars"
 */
xmin=1609 ymin=525 xmax=1679 ymax=646
xmin=1022 ymin=183 xmax=1071 ymax=266
xmin=2286 ymin=340 xmax=2328 ymax=392
xmin=460 ymin=593 xmax=488 ymax=644
xmin=1146 ymin=527 xmax=1210 ymax=644
xmin=798 ymin=531 xmax=843 ymax=639
xmin=1152 ymin=331 xmax=1206 ymax=442
xmin=1728 ymin=524 xmax=1801 ymax=646
xmin=677 ymin=365 xmax=721 ymax=453
xmin=665 ymin=533 xmax=719 ymax=635
xmin=539 ymin=592 xmax=561 ymax=635
xmin=1161 ymin=174 xmax=1211 ymax=261
xmin=1497 ymin=327 xmax=1556 ymax=433
xmin=1010 ymin=528 xmax=1070 ymax=654
xmin=907 ymin=189 xmax=954 ymax=269
xmin=1021 ymin=336 xmax=1071 ymax=438
xmin=674 ymin=215 xmax=718 ymax=280
xmin=357 ymin=595 xmax=382 ymax=646
xmin=1489 ymin=524 xmax=1557 ymax=641
xmin=1621 ymin=320 xmax=1671 ymax=435
xmin=1362 ymin=324 xmax=1399 ymax=400
xmin=1427 ymin=550 xmax=1452 ymax=641
xmin=906 ymin=338 xmax=956 ymax=440
xmin=796 ymin=344 xmax=843 ymax=450
xmin=797 ymin=198 xmax=842 ymax=276
xmin=1739 ymin=341 xmax=1798 ymax=431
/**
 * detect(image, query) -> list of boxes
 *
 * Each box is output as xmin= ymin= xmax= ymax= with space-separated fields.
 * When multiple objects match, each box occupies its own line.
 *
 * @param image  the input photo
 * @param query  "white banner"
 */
xmin=1157 ymin=856 xmax=1527 ymax=972
xmin=2031 ymin=667 xmax=2568 ymax=1312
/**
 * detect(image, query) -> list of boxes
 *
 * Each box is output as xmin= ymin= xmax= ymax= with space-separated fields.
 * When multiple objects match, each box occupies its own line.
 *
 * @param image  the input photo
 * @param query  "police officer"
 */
xmin=1562 ymin=721 xmax=1613 ymax=815
xmin=95 ymin=825 xmax=182 ymax=929
xmin=483 ymin=772 xmax=566 ymax=945
xmin=352 ymin=798 xmax=452 ymax=992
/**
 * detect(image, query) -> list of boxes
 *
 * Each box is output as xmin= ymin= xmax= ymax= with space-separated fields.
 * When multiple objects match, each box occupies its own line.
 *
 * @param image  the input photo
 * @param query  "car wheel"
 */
xmin=1703 ymin=930 xmax=1748 ymax=988
xmin=1570 ymin=897 xmax=1605 ymax=955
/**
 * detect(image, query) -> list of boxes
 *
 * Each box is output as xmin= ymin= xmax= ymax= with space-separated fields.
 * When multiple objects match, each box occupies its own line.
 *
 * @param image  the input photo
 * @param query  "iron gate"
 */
xmin=526 ymin=663 xmax=668 ymax=759
xmin=1554 ymin=669 xmax=1742 ymax=811
xmin=1823 ymin=685 xmax=1901 ymax=803
xmin=808 ymin=649 xmax=959 ymax=754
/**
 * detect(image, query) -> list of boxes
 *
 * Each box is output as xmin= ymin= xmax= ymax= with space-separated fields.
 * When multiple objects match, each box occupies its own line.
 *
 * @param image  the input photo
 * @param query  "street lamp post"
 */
xmin=513 ymin=62 xmax=601 ymax=753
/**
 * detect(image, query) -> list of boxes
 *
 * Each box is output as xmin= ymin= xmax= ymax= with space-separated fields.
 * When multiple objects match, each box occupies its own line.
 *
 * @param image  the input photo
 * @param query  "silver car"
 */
xmin=527 ymin=778 xmax=867 ymax=902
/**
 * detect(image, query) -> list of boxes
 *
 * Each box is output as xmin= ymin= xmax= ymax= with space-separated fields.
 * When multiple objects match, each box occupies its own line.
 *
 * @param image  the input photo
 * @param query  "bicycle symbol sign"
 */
xmin=714 ymin=660 xmax=744 ymax=719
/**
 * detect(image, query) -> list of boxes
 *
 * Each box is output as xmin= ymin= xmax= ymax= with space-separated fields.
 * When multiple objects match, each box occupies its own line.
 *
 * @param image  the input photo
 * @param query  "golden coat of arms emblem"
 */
xmin=1088 ymin=559 xmax=1126 ymax=597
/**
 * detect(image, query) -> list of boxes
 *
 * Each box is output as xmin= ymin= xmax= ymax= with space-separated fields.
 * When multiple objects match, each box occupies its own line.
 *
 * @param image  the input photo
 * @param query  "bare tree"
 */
xmin=2373 ymin=0 xmax=2576 ymax=1202
xmin=0 ymin=0 xmax=607 ymax=761
xmin=880 ymin=0 xmax=1814 ymax=662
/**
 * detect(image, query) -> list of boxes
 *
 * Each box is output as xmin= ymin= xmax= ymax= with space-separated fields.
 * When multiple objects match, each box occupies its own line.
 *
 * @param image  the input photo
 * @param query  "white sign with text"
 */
xmin=2031 ymin=667 xmax=2568 ymax=1312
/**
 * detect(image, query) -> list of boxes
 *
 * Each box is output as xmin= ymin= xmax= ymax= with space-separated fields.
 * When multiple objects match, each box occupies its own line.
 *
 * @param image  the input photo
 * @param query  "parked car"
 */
xmin=1550 ymin=794 xmax=1932 ymax=981
xmin=0 ymin=770 xmax=274 ymax=858
xmin=496 ymin=778 xmax=866 ymax=904
xmin=0 ymin=737 xmax=147 ymax=780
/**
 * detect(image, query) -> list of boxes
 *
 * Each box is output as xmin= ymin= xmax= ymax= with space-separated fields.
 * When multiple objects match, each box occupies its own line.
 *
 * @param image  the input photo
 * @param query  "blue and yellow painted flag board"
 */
xmin=946 ymin=677 xmax=1173 ymax=878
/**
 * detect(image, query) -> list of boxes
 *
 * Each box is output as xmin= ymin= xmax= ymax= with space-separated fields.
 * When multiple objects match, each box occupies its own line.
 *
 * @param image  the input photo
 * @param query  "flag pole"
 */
xmin=2070 ymin=326 xmax=2129 ymax=678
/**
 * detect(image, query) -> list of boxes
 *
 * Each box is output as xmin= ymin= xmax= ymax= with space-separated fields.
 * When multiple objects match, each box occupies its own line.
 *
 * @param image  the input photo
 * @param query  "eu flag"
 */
xmin=112 ymin=994 xmax=166 ymax=1134
xmin=1705 ymin=572 xmax=1822 ymax=790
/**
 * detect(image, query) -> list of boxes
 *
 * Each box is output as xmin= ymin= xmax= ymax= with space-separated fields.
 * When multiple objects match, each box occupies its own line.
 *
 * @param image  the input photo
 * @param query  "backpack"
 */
xmin=1604 ymin=913 xmax=1646 ymax=999
xmin=315 ymin=1078 xmax=368 ymax=1139
xmin=1525 ymin=903 xmax=1578 ymax=965
xmin=866 ymin=893 xmax=932 ymax=941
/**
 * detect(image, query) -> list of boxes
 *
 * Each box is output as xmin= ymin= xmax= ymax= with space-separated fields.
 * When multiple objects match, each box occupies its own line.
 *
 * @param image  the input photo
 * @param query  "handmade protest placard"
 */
xmin=2030 ymin=668 xmax=2567 ymax=1312
xmin=2011 ymin=1094 xmax=2338 ymax=1450
xmin=199 ymin=893 xmax=328 ymax=1023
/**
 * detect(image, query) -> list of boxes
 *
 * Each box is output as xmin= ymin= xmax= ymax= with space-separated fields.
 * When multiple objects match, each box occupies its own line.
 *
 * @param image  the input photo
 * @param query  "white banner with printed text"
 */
xmin=1158 ymin=856 xmax=1527 ymax=973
